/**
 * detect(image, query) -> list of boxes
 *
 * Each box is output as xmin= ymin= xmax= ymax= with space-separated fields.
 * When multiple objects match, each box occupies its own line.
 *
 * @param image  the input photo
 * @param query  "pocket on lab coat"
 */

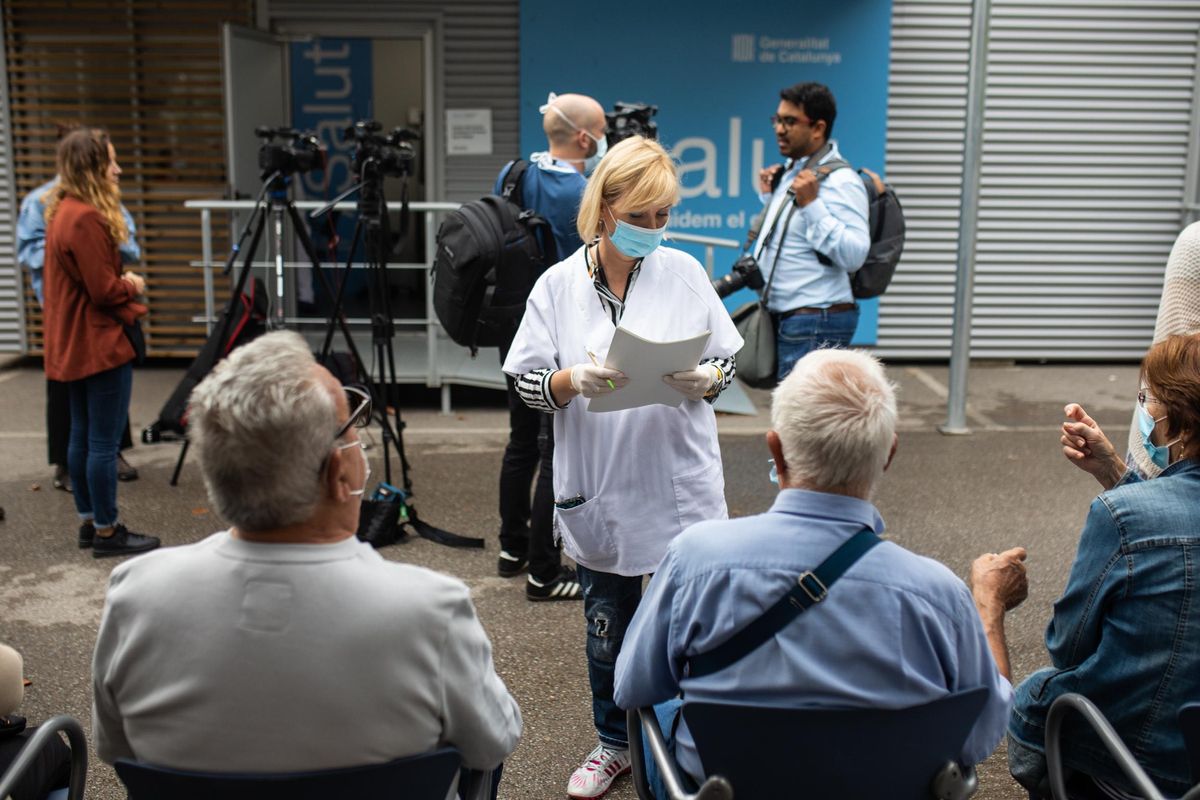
xmin=672 ymin=459 xmax=725 ymax=532
xmin=555 ymin=495 xmax=617 ymax=563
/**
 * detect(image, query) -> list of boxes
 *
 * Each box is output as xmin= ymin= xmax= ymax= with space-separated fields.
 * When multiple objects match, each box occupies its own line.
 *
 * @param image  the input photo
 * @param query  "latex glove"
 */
xmin=570 ymin=363 xmax=628 ymax=398
xmin=1061 ymin=403 xmax=1125 ymax=490
xmin=663 ymin=365 xmax=721 ymax=401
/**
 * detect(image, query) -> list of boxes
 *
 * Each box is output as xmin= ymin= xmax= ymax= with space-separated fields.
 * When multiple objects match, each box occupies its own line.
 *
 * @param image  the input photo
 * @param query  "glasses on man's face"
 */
xmin=770 ymin=114 xmax=811 ymax=130
xmin=333 ymin=385 xmax=372 ymax=442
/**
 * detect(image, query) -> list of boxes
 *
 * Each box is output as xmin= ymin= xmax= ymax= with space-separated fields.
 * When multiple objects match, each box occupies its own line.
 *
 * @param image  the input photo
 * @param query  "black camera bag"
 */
xmin=432 ymin=160 xmax=558 ymax=356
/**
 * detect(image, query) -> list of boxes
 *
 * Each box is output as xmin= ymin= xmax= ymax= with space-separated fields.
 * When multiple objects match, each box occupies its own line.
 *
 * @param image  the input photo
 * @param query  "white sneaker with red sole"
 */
xmin=567 ymin=743 xmax=631 ymax=799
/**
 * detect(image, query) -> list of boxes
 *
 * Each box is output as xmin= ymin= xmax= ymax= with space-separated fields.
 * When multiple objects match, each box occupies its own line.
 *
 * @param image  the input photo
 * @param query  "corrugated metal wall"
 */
xmin=878 ymin=0 xmax=972 ymax=359
xmin=264 ymin=0 xmax=519 ymax=203
xmin=0 ymin=23 xmax=23 ymax=354
xmin=879 ymin=0 xmax=1200 ymax=359
xmin=972 ymin=0 xmax=1200 ymax=359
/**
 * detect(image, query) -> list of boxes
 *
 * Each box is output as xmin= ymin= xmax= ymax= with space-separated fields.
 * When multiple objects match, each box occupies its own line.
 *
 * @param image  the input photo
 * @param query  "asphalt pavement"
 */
xmin=0 ymin=355 xmax=1143 ymax=799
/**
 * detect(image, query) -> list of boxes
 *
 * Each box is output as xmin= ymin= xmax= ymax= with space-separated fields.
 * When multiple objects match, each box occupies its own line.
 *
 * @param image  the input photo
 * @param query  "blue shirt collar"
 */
xmin=768 ymin=488 xmax=886 ymax=536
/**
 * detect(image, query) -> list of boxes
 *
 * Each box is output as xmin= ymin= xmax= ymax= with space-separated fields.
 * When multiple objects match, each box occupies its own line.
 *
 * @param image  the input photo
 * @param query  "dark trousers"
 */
xmin=0 ymin=726 xmax=71 ymax=800
xmin=48 ymin=377 xmax=132 ymax=467
xmin=577 ymin=565 xmax=644 ymax=748
xmin=498 ymin=345 xmax=560 ymax=582
xmin=68 ymin=363 xmax=133 ymax=528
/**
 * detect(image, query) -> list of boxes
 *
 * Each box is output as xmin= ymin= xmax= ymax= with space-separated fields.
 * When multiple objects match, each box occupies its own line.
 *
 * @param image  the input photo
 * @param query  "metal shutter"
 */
xmin=0 ymin=20 xmax=22 ymax=354
xmin=263 ymin=0 xmax=520 ymax=203
xmin=974 ymin=0 xmax=1200 ymax=359
xmin=878 ymin=0 xmax=973 ymax=359
xmin=880 ymin=0 xmax=1200 ymax=360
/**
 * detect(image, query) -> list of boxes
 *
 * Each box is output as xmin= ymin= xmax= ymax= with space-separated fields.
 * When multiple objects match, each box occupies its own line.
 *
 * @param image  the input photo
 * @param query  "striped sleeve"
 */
xmin=516 ymin=368 xmax=568 ymax=412
xmin=700 ymin=355 xmax=737 ymax=404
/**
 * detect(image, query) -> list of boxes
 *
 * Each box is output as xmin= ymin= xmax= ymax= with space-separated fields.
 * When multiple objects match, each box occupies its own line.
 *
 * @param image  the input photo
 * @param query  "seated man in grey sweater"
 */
xmin=92 ymin=331 xmax=521 ymax=787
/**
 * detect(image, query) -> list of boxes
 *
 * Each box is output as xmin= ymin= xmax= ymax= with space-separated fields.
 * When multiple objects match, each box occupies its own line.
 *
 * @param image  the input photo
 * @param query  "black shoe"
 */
xmin=498 ymin=549 xmax=529 ymax=578
xmin=78 ymin=521 xmax=95 ymax=549
xmin=92 ymin=524 xmax=160 ymax=559
xmin=53 ymin=465 xmax=71 ymax=493
xmin=117 ymin=455 xmax=139 ymax=482
xmin=526 ymin=567 xmax=583 ymax=601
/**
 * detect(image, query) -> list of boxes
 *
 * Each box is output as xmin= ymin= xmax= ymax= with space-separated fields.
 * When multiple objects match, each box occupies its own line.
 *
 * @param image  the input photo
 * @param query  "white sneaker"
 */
xmin=567 ymin=743 xmax=631 ymax=799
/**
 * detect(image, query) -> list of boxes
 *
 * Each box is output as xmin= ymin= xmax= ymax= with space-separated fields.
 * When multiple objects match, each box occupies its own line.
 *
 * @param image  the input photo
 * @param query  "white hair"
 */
xmin=770 ymin=349 xmax=897 ymax=495
xmin=188 ymin=331 xmax=337 ymax=532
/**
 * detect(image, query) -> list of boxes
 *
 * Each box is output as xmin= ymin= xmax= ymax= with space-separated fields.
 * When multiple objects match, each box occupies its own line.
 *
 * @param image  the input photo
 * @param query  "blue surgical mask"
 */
xmin=1137 ymin=405 xmax=1180 ymax=469
xmin=583 ymin=134 xmax=608 ymax=176
xmin=768 ymin=458 xmax=779 ymax=485
xmin=606 ymin=209 xmax=666 ymax=258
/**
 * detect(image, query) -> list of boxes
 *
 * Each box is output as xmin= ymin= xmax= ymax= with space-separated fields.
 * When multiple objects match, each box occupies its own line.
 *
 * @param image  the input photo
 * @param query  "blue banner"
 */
xmin=519 ymin=1 xmax=892 ymax=344
xmin=290 ymin=38 xmax=374 ymax=270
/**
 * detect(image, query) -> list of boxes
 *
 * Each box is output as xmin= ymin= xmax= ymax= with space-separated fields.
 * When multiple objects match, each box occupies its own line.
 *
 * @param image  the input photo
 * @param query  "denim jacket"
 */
xmin=1009 ymin=458 xmax=1200 ymax=795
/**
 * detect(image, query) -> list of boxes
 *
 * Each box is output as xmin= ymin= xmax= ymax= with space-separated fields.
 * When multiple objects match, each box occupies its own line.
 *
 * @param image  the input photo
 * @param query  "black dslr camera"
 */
xmin=344 ymin=120 xmax=419 ymax=179
xmin=712 ymin=254 xmax=765 ymax=299
xmin=255 ymin=126 xmax=324 ymax=180
xmin=605 ymin=102 xmax=659 ymax=146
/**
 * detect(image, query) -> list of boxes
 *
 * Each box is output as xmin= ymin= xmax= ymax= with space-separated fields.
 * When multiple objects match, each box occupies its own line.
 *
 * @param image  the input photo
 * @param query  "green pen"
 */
xmin=585 ymin=349 xmax=616 ymax=390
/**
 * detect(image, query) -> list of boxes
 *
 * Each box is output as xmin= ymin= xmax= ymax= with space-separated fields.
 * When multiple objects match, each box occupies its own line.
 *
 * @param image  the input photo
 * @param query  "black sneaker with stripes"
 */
xmin=526 ymin=566 xmax=583 ymax=601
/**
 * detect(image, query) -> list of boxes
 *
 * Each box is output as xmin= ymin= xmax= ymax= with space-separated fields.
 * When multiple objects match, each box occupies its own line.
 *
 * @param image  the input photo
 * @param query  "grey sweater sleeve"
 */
xmin=92 ymin=578 xmax=136 ymax=765
xmin=438 ymin=587 xmax=523 ymax=769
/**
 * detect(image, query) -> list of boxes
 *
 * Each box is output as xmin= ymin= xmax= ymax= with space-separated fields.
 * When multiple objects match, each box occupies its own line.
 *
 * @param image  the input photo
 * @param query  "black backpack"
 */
xmin=432 ymin=160 xmax=558 ymax=355
xmin=771 ymin=157 xmax=906 ymax=299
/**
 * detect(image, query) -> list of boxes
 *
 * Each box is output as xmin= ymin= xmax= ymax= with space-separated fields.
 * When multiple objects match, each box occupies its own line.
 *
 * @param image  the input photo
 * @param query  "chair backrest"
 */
xmin=1179 ymin=703 xmax=1200 ymax=784
xmin=114 ymin=748 xmax=462 ymax=800
xmin=683 ymin=688 xmax=989 ymax=800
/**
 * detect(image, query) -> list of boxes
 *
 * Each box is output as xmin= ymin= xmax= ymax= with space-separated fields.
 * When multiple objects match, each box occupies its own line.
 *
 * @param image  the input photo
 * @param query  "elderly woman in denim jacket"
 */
xmin=1008 ymin=332 xmax=1200 ymax=798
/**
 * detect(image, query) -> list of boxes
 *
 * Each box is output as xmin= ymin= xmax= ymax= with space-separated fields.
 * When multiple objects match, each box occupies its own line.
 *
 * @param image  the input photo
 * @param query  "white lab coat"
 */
xmin=503 ymin=245 xmax=744 ymax=576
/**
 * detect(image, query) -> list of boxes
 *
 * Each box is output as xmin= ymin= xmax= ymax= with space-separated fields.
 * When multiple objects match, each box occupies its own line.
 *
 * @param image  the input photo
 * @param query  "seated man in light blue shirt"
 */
xmin=614 ymin=348 xmax=1028 ymax=794
xmin=756 ymin=82 xmax=871 ymax=382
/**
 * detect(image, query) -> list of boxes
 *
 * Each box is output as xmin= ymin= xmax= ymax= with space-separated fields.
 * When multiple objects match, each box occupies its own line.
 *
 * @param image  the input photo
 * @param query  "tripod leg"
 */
xmin=284 ymin=202 xmax=364 ymax=366
xmin=170 ymin=440 xmax=190 ymax=487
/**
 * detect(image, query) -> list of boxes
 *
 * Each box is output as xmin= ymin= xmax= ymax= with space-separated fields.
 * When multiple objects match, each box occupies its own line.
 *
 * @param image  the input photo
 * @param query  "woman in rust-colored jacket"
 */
xmin=43 ymin=128 xmax=159 ymax=558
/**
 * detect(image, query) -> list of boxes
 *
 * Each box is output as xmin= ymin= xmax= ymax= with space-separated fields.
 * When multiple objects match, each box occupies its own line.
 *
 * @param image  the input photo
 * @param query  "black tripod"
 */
xmin=308 ymin=164 xmax=481 ymax=548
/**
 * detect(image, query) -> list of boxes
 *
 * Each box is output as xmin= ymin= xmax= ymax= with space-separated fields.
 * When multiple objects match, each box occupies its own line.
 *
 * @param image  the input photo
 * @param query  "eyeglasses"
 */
xmin=1137 ymin=387 xmax=1161 ymax=408
xmin=770 ymin=114 xmax=811 ymax=130
xmin=333 ymin=385 xmax=372 ymax=442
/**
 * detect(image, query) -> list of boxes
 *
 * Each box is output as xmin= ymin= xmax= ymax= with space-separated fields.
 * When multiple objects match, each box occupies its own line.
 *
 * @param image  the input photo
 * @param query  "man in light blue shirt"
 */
xmin=614 ymin=348 xmax=1028 ymax=793
xmin=756 ymin=82 xmax=870 ymax=381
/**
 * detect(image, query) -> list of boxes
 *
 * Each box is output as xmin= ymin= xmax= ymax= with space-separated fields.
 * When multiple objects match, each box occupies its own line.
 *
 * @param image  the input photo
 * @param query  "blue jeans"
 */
xmin=577 ymin=565 xmax=644 ymax=749
xmin=67 ymin=362 xmax=133 ymax=528
xmin=775 ymin=306 xmax=860 ymax=382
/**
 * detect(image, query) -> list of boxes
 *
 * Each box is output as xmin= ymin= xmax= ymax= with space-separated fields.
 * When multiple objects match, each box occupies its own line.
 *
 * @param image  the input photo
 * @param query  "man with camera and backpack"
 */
xmin=756 ymin=82 xmax=872 ymax=382
xmin=489 ymin=92 xmax=608 ymax=602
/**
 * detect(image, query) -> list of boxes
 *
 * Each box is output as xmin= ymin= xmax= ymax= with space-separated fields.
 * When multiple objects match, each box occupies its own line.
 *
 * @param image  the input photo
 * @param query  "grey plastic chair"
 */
xmin=628 ymin=687 xmax=987 ymax=800
xmin=0 ymin=714 xmax=88 ymax=800
xmin=1045 ymin=693 xmax=1200 ymax=800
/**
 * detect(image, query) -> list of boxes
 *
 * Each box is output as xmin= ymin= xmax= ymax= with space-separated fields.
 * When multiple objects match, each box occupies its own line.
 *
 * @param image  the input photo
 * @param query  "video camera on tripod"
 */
xmin=254 ymin=126 xmax=325 ymax=180
xmin=343 ymin=120 xmax=419 ymax=179
xmin=605 ymin=102 xmax=659 ymax=145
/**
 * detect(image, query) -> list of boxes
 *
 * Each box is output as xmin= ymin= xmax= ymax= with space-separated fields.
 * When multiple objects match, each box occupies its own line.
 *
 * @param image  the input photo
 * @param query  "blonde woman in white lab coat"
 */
xmin=503 ymin=136 xmax=743 ymax=799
